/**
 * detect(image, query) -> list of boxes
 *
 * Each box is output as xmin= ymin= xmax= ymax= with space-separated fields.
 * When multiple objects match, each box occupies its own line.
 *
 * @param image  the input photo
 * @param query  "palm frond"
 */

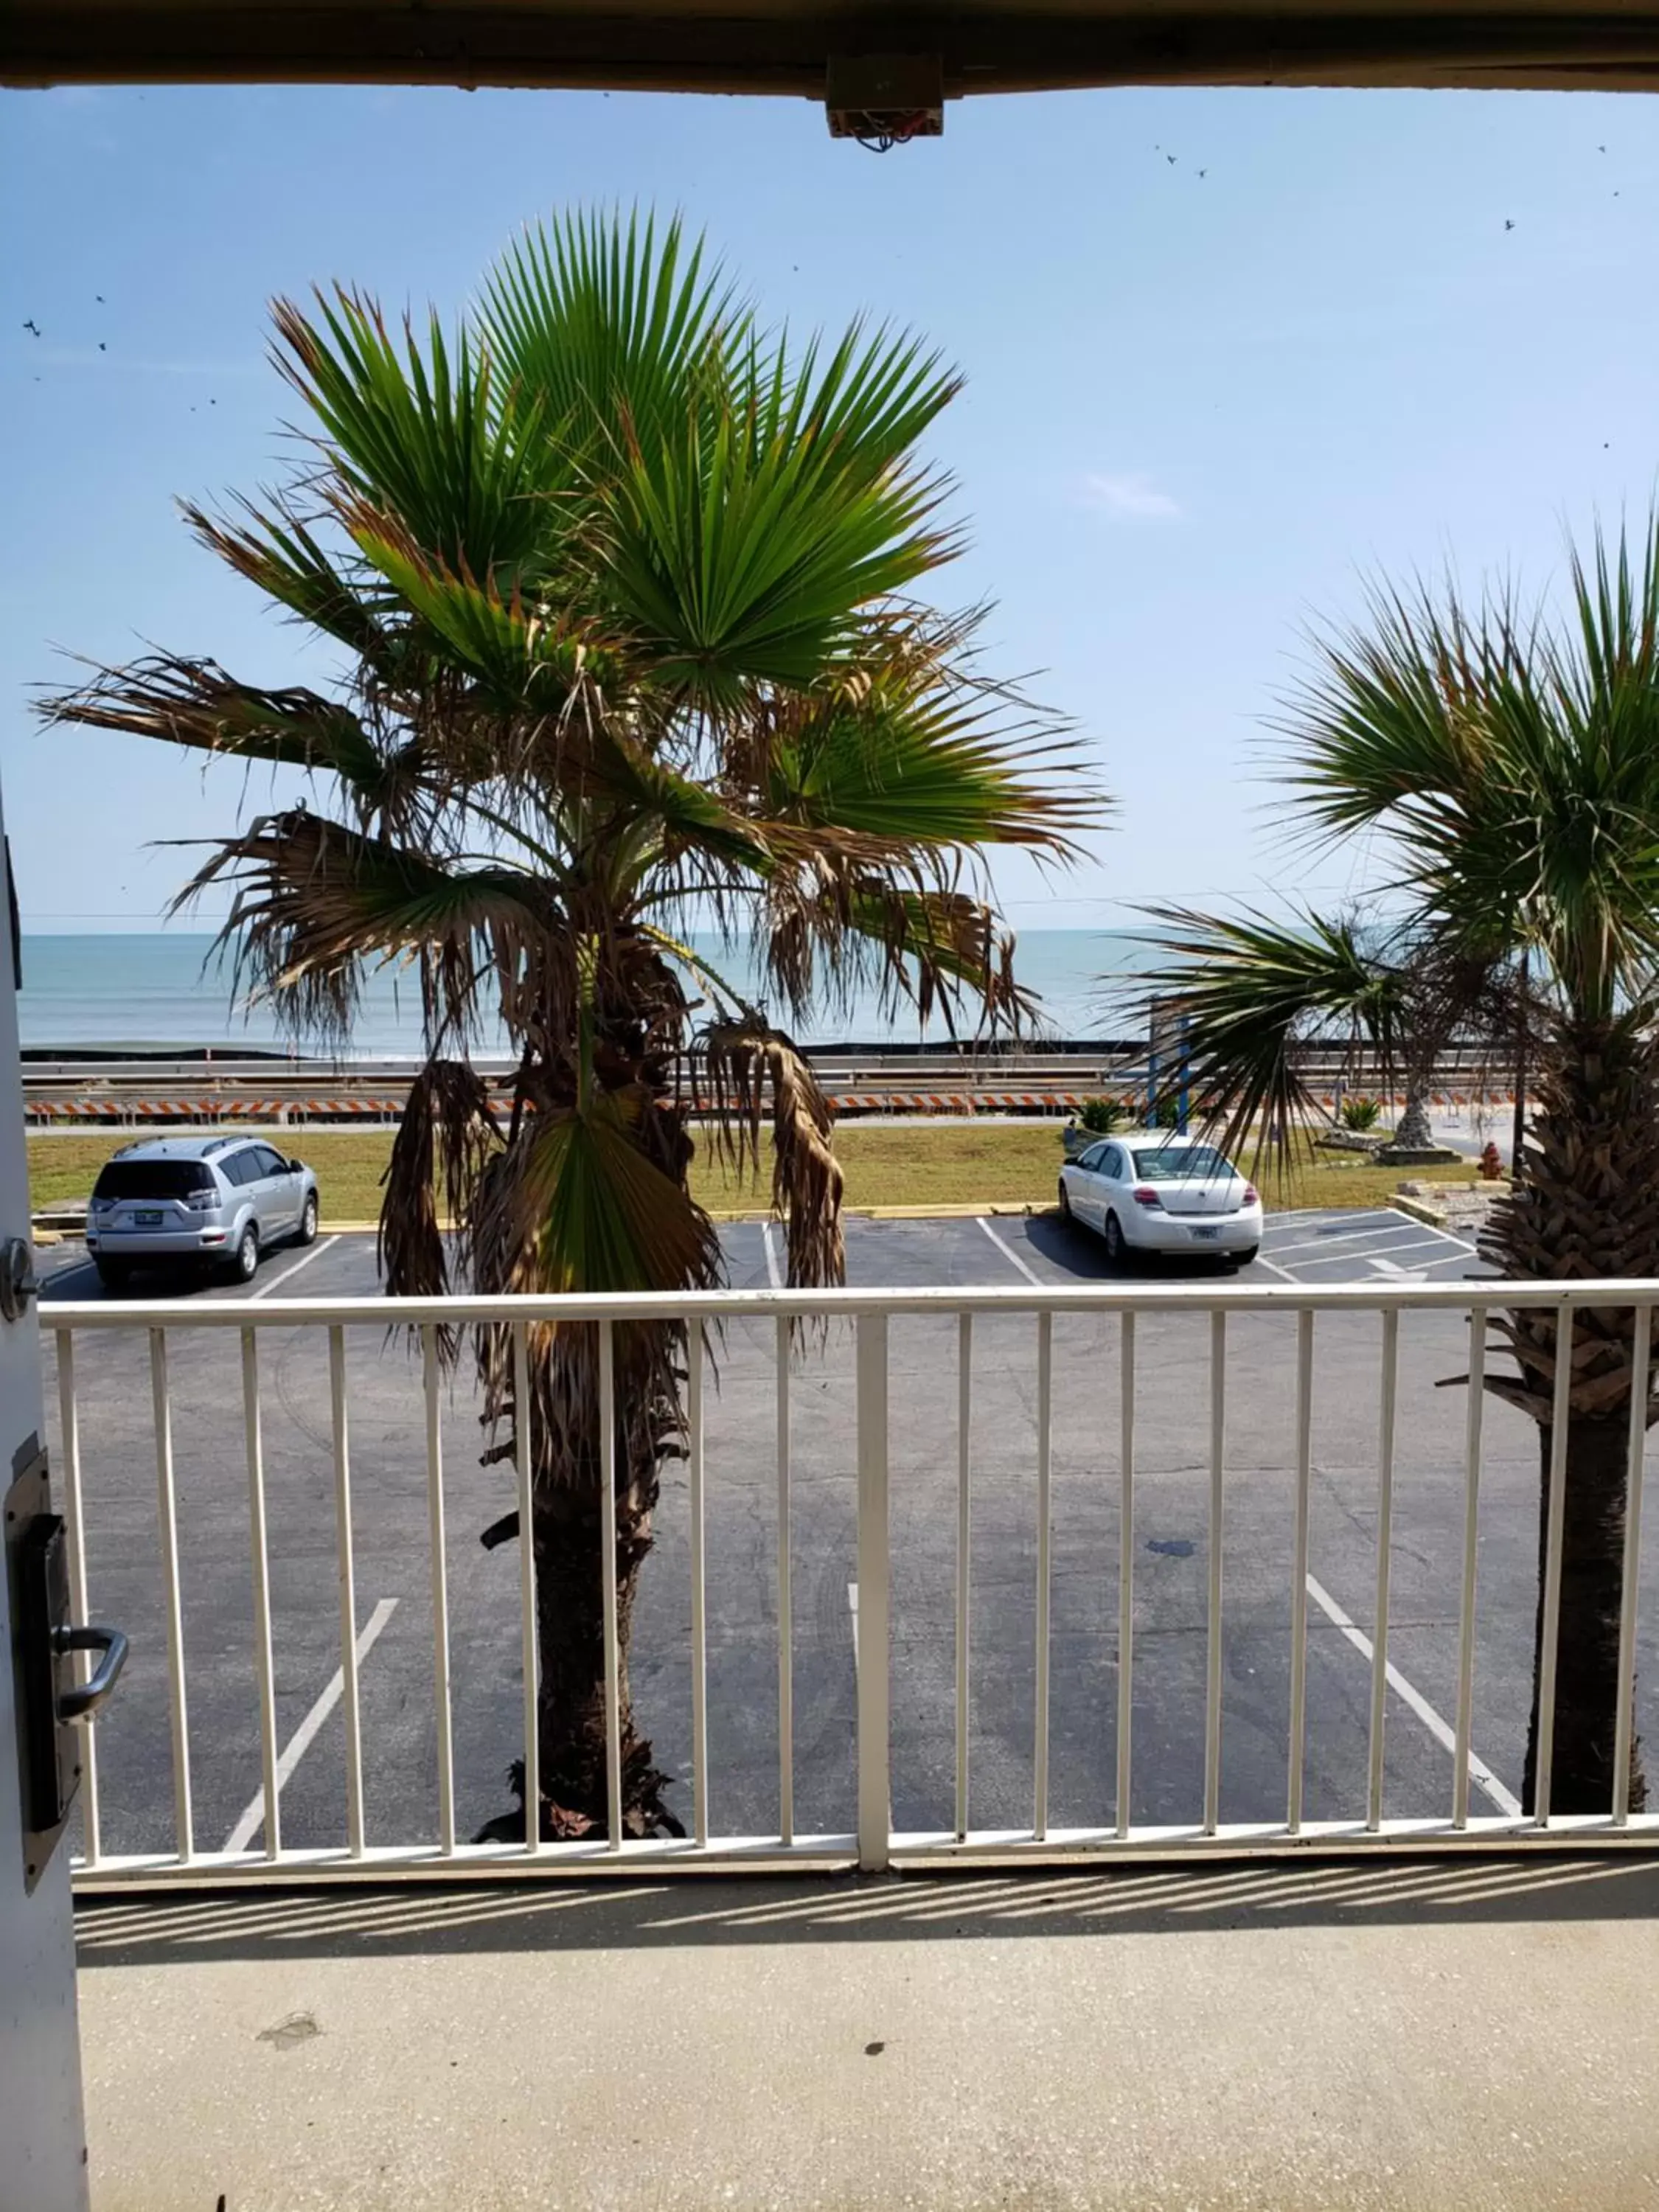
xmin=698 ymin=1022 xmax=844 ymax=1289
xmin=1133 ymin=905 xmax=1408 ymax=1172
xmin=379 ymin=1058 xmax=502 ymax=1349
xmin=38 ymin=654 xmax=390 ymax=794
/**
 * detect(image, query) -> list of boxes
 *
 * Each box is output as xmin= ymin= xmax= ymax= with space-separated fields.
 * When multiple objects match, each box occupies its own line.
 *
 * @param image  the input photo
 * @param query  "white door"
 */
xmin=0 ymin=793 xmax=91 ymax=2212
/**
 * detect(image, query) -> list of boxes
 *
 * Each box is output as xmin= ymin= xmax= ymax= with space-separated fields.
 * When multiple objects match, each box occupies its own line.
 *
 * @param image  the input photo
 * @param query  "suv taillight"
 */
xmin=183 ymin=1186 xmax=218 ymax=1213
xmin=1132 ymin=1186 xmax=1163 ymax=1208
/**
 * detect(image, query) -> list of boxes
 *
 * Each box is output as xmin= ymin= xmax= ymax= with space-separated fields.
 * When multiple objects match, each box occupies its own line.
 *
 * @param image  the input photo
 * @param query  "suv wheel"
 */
xmin=226 ymin=1223 xmax=260 ymax=1284
xmin=94 ymin=1259 xmax=131 ymax=1293
xmin=296 ymin=1192 xmax=319 ymax=1247
xmin=1057 ymin=1180 xmax=1073 ymax=1220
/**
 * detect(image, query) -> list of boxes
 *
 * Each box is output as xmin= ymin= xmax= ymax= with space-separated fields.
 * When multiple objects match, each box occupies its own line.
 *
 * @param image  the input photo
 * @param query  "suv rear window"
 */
xmin=92 ymin=1160 xmax=218 ymax=1200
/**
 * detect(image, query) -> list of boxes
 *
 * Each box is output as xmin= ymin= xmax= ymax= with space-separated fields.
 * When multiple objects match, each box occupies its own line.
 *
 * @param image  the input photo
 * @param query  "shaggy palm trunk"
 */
xmin=1484 ymin=1015 xmax=1659 ymax=1815
xmin=530 ymin=1469 xmax=679 ymax=1840
xmin=1521 ymin=1412 xmax=1644 ymax=1813
xmin=1392 ymin=1079 xmax=1435 ymax=1152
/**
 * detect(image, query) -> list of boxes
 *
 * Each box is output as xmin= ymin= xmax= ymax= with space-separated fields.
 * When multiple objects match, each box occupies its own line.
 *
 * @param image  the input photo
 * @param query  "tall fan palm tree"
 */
xmin=45 ymin=212 xmax=1098 ymax=1840
xmin=1141 ymin=521 xmax=1659 ymax=1815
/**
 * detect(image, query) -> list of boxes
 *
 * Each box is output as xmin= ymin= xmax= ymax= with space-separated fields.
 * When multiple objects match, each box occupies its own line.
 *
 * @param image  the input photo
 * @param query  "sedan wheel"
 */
xmin=1102 ymin=1211 xmax=1127 ymax=1267
xmin=297 ymin=1193 xmax=319 ymax=1247
xmin=1057 ymin=1180 xmax=1073 ymax=1220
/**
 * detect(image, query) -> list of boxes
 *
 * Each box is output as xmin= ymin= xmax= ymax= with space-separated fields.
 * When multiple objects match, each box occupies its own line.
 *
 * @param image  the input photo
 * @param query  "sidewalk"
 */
xmin=77 ymin=1853 xmax=1659 ymax=2211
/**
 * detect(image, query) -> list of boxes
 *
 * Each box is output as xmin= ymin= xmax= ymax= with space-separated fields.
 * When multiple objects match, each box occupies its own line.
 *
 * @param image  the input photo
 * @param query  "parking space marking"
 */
xmin=1304 ymin=1573 xmax=1520 ymax=1816
xmin=251 ymin=1235 xmax=341 ymax=1300
xmin=1265 ymin=1219 xmax=1419 ymax=1259
xmin=223 ymin=1596 xmax=399 ymax=1853
xmin=760 ymin=1220 xmax=783 ymax=1290
xmin=977 ymin=1216 xmax=1042 ymax=1284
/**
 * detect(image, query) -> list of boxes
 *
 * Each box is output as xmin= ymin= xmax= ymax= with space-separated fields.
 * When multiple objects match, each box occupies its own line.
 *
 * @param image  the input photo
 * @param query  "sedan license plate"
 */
xmin=135 ymin=1210 xmax=164 ymax=1226
xmin=1191 ymin=1225 xmax=1220 ymax=1241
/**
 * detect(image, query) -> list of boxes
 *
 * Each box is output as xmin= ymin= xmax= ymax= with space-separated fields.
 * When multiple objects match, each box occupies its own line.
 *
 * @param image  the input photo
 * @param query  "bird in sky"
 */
xmin=1166 ymin=153 xmax=1176 ymax=164
xmin=95 ymin=293 xmax=105 ymax=303
xmin=1197 ymin=169 xmax=1208 ymax=178
xmin=98 ymin=341 xmax=107 ymax=352
xmin=1505 ymin=219 xmax=1516 ymax=231
xmin=22 ymin=319 xmax=40 ymax=336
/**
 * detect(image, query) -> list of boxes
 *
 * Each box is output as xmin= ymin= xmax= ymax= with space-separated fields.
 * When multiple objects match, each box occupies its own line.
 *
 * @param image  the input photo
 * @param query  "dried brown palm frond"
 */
xmin=379 ymin=1058 xmax=502 ymax=1353
xmin=698 ymin=1020 xmax=844 ymax=1290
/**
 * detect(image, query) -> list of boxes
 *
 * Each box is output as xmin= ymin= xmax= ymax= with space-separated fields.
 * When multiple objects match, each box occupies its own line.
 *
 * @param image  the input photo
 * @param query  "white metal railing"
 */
xmin=42 ymin=1279 xmax=1659 ymax=1887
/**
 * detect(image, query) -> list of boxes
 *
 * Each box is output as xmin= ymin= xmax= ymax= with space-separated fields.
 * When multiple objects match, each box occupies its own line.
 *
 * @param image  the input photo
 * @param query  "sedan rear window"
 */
xmin=1130 ymin=1147 xmax=1236 ymax=1181
xmin=92 ymin=1160 xmax=217 ymax=1200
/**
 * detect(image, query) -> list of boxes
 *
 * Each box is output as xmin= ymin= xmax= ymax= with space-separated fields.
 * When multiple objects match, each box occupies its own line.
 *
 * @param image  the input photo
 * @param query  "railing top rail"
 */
xmin=40 ymin=1277 xmax=1659 ymax=1329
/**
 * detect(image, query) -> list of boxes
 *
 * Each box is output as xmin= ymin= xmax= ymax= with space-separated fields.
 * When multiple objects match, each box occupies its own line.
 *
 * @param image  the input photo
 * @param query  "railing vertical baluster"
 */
xmin=240 ymin=1328 xmax=280 ymax=1861
xmin=1116 ymin=1312 xmax=1135 ymax=1840
xmin=55 ymin=1332 xmax=100 ymax=1868
xmin=1613 ymin=1304 xmax=1652 ymax=1827
xmin=1534 ymin=1302 xmax=1576 ymax=1826
xmin=688 ymin=1321 xmax=709 ymax=1849
xmin=1203 ymin=1311 xmax=1226 ymax=1835
xmin=955 ymin=1313 xmax=973 ymax=1843
xmin=1366 ymin=1310 xmax=1400 ymax=1832
xmin=422 ymin=1326 xmax=456 ymax=1857
xmin=776 ymin=1315 xmax=794 ymax=1846
xmin=1453 ymin=1306 xmax=1488 ymax=1829
xmin=513 ymin=1320 xmax=540 ymax=1852
xmin=1287 ymin=1309 xmax=1314 ymax=1834
xmin=856 ymin=1312 xmax=891 ymax=1874
xmin=328 ymin=1326 xmax=365 ymax=1858
xmin=599 ymin=1318 xmax=623 ymax=1852
xmin=1034 ymin=1311 xmax=1053 ymax=1843
xmin=149 ymin=1328 xmax=193 ymax=1863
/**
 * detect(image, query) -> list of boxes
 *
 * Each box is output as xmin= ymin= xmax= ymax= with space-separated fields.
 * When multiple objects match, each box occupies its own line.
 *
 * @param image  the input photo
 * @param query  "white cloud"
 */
xmin=1080 ymin=471 xmax=1182 ymax=521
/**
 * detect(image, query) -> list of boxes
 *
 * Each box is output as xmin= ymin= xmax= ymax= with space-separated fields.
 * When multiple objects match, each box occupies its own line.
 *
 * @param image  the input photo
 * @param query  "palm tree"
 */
xmin=44 ymin=211 xmax=1098 ymax=1840
xmin=1142 ymin=524 xmax=1659 ymax=1816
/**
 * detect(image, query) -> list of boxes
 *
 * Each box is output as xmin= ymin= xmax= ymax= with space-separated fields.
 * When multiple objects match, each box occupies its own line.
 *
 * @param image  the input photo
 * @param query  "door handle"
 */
xmin=53 ymin=1623 xmax=128 ymax=1722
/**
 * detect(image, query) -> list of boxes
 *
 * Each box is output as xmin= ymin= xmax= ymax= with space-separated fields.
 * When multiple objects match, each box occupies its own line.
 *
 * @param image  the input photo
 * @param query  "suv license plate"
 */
xmin=1192 ymin=1225 xmax=1220 ymax=1241
xmin=135 ymin=1210 xmax=163 ymax=1226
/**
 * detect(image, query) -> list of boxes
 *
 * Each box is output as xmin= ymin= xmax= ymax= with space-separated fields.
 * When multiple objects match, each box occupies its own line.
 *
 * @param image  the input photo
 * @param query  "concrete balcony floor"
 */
xmin=77 ymin=1854 xmax=1659 ymax=2211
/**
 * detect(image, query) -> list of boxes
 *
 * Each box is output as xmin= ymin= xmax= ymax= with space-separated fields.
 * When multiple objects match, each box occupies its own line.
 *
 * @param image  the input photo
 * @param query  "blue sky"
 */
xmin=2 ymin=80 xmax=1655 ymax=935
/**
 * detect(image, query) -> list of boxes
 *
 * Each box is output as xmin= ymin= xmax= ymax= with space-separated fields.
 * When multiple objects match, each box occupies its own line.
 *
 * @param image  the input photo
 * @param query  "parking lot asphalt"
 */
xmin=39 ymin=1200 xmax=1649 ymax=1861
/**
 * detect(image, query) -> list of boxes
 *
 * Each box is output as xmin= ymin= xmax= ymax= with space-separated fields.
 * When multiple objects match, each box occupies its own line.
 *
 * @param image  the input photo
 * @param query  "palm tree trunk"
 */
xmin=529 ymin=1468 xmax=680 ymax=1840
xmin=1521 ymin=1411 xmax=1646 ymax=1814
xmin=1484 ymin=1015 xmax=1659 ymax=1818
xmin=1392 ymin=1080 xmax=1435 ymax=1151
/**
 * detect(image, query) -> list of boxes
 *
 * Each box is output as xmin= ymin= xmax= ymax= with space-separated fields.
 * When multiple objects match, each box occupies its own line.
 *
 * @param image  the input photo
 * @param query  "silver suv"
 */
xmin=85 ymin=1135 xmax=320 ymax=1290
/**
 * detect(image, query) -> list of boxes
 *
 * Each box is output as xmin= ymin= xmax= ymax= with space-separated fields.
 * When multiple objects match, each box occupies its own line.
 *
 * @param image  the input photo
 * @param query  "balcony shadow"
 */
xmin=74 ymin=1850 xmax=1659 ymax=1968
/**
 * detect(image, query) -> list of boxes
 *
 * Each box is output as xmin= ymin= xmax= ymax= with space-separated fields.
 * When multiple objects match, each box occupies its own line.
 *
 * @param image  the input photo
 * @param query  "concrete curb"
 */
xmin=1390 ymin=1194 xmax=1450 ymax=1229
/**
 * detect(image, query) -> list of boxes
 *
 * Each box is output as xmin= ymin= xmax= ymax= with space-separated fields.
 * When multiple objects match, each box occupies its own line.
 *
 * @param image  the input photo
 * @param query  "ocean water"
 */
xmin=18 ymin=931 xmax=1157 ymax=1059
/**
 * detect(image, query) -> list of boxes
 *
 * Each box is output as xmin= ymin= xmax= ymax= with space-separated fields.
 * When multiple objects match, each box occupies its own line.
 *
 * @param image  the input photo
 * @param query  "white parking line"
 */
xmin=223 ymin=1596 xmax=399 ymax=1852
xmin=251 ymin=1234 xmax=341 ymax=1300
xmin=1304 ymin=1573 xmax=1520 ymax=1817
xmin=977 ymin=1216 xmax=1042 ymax=1284
xmin=760 ymin=1220 xmax=783 ymax=1290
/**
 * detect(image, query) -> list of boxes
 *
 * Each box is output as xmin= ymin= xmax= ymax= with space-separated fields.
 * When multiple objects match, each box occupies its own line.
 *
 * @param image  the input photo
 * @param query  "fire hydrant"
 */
xmin=1478 ymin=1141 xmax=1503 ymax=1181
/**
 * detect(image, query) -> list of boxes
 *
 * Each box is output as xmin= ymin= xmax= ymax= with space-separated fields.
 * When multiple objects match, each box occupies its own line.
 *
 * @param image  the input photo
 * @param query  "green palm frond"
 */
xmin=1135 ymin=905 xmax=1407 ymax=1169
xmin=598 ymin=400 xmax=956 ymax=701
xmin=480 ymin=209 xmax=742 ymax=463
xmin=763 ymin=670 xmax=1095 ymax=855
xmin=273 ymin=289 xmax=561 ymax=591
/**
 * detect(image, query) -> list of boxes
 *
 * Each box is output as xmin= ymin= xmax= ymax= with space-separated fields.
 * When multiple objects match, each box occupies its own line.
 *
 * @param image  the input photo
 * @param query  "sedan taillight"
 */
xmin=1242 ymin=1184 xmax=1259 ymax=1207
xmin=1132 ymin=1186 xmax=1163 ymax=1208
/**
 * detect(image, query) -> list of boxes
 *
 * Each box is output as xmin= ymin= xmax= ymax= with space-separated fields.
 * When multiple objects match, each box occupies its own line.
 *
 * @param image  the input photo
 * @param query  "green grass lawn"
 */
xmin=29 ymin=1122 xmax=1484 ymax=1224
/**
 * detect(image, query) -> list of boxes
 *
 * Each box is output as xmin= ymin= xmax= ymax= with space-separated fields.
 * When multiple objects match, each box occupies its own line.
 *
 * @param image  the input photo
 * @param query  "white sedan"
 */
xmin=1057 ymin=1133 xmax=1262 ymax=1268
